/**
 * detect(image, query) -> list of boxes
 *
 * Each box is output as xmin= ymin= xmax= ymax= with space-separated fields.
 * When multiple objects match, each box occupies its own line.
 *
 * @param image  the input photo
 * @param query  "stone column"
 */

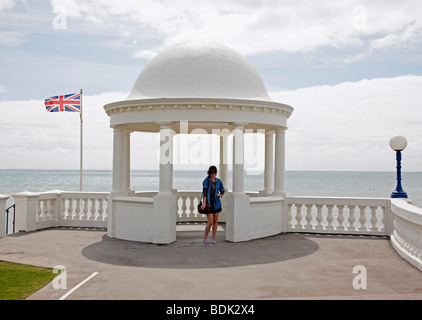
xmin=123 ymin=129 xmax=131 ymax=193
xmin=263 ymin=129 xmax=275 ymax=195
xmin=153 ymin=122 xmax=176 ymax=244
xmin=274 ymin=127 xmax=286 ymax=196
xmin=158 ymin=123 xmax=173 ymax=194
xmin=219 ymin=132 xmax=229 ymax=188
xmin=226 ymin=123 xmax=250 ymax=242
xmin=232 ymin=123 xmax=245 ymax=194
xmin=112 ymin=127 xmax=125 ymax=193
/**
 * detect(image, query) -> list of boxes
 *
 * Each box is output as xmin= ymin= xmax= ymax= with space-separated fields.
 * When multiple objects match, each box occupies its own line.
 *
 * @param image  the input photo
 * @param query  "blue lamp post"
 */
xmin=389 ymin=135 xmax=408 ymax=198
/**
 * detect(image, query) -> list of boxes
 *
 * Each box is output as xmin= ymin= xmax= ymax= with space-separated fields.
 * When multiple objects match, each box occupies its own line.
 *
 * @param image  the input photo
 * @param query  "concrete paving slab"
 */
xmin=0 ymin=226 xmax=421 ymax=300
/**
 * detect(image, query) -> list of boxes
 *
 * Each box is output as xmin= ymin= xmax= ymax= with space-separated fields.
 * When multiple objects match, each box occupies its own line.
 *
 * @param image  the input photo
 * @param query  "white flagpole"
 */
xmin=80 ymin=89 xmax=83 ymax=191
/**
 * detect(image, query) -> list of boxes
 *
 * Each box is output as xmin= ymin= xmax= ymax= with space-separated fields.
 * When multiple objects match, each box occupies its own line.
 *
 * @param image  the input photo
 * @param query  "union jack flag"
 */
xmin=44 ymin=93 xmax=81 ymax=112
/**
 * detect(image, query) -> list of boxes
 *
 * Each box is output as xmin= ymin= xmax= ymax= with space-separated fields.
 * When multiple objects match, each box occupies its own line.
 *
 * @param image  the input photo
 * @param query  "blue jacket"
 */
xmin=202 ymin=177 xmax=225 ymax=210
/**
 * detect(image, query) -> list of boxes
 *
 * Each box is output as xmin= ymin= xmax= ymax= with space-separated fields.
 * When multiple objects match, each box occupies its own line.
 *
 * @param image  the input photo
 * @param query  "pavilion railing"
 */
xmin=286 ymin=196 xmax=391 ymax=236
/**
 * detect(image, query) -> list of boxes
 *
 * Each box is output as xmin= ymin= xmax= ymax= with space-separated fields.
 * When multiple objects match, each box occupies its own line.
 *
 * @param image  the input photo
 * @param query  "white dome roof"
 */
xmin=127 ymin=42 xmax=272 ymax=102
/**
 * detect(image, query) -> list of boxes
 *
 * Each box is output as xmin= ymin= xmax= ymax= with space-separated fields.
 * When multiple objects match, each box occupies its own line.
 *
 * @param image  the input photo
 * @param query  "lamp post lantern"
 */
xmin=389 ymin=135 xmax=408 ymax=198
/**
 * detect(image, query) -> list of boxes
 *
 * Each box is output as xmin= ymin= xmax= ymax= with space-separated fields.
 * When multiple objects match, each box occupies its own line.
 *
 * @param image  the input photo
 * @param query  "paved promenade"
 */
xmin=1 ymin=225 xmax=422 ymax=300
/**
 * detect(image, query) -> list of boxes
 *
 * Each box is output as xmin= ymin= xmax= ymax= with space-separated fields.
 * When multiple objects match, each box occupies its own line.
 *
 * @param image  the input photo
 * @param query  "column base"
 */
xmin=225 ymin=193 xmax=250 ymax=242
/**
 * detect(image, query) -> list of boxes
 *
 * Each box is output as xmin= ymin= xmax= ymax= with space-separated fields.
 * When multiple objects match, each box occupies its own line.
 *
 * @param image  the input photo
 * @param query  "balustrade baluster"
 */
xmin=181 ymin=197 xmax=188 ymax=219
xmin=337 ymin=205 xmax=345 ymax=231
xmin=305 ymin=204 xmax=313 ymax=229
xmin=287 ymin=204 xmax=295 ymax=229
xmin=68 ymin=199 xmax=75 ymax=219
xmin=37 ymin=201 xmax=44 ymax=220
xmin=315 ymin=205 xmax=323 ymax=230
xmin=369 ymin=206 xmax=378 ymax=231
xmin=83 ymin=199 xmax=89 ymax=220
xmin=358 ymin=206 xmax=367 ymax=231
xmin=297 ymin=204 xmax=305 ymax=229
xmin=76 ymin=199 xmax=83 ymax=220
xmin=348 ymin=206 xmax=356 ymax=231
xmin=98 ymin=199 xmax=105 ymax=221
xmin=89 ymin=199 xmax=96 ymax=220
xmin=61 ymin=198 xmax=67 ymax=220
xmin=188 ymin=197 xmax=195 ymax=217
xmin=326 ymin=205 xmax=334 ymax=231
xmin=47 ymin=200 xmax=53 ymax=219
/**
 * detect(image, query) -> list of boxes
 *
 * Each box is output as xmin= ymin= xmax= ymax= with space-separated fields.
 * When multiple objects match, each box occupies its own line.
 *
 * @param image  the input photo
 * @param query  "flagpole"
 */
xmin=80 ymin=89 xmax=83 ymax=191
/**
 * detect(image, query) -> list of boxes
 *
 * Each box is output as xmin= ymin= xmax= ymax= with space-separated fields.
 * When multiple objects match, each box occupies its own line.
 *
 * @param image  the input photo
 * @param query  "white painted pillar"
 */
xmin=219 ymin=132 xmax=229 ymax=188
xmin=232 ymin=123 xmax=245 ymax=194
xmin=123 ymin=129 xmax=131 ymax=193
xmin=158 ymin=122 xmax=173 ymax=194
xmin=274 ymin=127 xmax=286 ymax=195
xmin=13 ymin=192 xmax=40 ymax=232
xmin=112 ymin=127 xmax=125 ymax=193
xmin=153 ymin=122 xmax=177 ymax=244
xmin=226 ymin=123 xmax=250 ymax=242
xmin=263 ymin=130 xmax=275 ymax=195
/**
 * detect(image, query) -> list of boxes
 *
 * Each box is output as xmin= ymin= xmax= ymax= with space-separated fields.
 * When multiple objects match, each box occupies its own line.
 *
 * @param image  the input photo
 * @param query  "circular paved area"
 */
xmin=1 ymin=226 xmax=422 ymax=300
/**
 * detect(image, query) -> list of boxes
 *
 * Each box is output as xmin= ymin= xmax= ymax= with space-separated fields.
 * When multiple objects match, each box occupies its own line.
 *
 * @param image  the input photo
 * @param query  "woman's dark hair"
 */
xmin=207 ymin=165 xmax=217 ymax=177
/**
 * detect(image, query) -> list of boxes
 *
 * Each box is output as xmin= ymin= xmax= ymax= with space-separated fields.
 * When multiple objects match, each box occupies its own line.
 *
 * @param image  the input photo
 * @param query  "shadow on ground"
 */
xmin=81 ymin=231 xmax=319 ymax=269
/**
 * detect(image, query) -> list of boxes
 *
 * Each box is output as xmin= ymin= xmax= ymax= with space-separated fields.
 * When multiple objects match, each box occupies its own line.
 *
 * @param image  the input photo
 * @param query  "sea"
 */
xmin=1 ymin=169 xmax=422 ymax=208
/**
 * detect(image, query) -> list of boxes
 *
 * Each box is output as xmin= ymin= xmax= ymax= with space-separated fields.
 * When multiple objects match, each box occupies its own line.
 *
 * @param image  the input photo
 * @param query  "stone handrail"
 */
xmin=13 ymin=191 xmax=109 ymax=232
xmin=286 ymin=196 xmax=391 ymax=236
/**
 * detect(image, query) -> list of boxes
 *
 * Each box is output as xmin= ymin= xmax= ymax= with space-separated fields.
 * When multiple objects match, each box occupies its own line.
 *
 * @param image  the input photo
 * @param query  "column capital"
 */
xmin=275 ymin=126 xmax=287 ymax=134
xmin=156 ymin=121 xmax=173 ymax=129
xmin=265 ymin=129 xmax=275 ymax=136
xmin=231 ymin=122 xmax=248 ymax=129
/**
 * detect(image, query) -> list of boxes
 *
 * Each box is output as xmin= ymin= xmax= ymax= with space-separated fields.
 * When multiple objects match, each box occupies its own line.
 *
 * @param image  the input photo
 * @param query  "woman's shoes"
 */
xmin=203 ymin=240 xmax=217 ymax=244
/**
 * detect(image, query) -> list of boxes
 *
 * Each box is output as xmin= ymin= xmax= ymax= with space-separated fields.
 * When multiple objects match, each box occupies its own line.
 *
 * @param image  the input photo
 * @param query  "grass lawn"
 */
xmin=0 ymin=261 xmax=57 ymax=300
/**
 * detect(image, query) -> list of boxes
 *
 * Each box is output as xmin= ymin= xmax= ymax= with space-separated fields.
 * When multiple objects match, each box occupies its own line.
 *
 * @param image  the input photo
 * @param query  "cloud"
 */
xmin=0 ymin=0 xmax=20 ymax=11
xmin=1 ymin=75 xmax=421 ymax=171
xmin=132 ymin=49 xmax=158 ymax=60
xmin=271 ymin=75 xmax=422 ymax=171
xmin=47 ymin=0 xmax=422 ymax=57
xmin=0 ymin=31 xmax=27 ymax=46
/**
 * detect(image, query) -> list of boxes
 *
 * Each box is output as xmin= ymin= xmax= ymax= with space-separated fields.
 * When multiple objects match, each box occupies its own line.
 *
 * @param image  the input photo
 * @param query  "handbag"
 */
xmin=197 ymin=201 xmax=212 ymax=214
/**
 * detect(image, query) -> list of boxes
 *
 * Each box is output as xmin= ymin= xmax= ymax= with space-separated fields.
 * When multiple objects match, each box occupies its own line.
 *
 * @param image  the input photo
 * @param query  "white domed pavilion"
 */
xmin=104 ymin=41 xmax=293 ymax=244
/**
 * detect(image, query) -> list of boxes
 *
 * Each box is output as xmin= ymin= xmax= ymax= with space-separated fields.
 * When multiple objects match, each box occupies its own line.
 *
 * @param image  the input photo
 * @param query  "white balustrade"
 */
xmin=9 ymin=190 xmax=422 ymax=274
xmin=286 ymin=196 xmax=390 ymax=235
xmin=390 ymin=199 xmax=422 ymax=271
xmin=176 ymin=191 xmax=207 ymax=223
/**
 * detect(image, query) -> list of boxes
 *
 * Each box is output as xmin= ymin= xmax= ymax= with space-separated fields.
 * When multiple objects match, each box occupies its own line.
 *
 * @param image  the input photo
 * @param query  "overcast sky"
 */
xmin=1 ymin=0 xmax=422 ymax=172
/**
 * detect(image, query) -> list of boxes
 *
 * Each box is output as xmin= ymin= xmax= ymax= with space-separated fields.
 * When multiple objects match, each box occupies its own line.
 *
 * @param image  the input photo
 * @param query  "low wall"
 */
xmin=249 ymin=196 xmax=284 ymax=239
xmin=13 ymin=191 xmax=109 ymax=232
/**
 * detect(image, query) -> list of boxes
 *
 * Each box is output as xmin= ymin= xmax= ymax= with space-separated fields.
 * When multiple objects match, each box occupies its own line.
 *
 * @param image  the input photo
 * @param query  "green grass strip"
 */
xmin=0 ymin=261 xmax=56 ymax=300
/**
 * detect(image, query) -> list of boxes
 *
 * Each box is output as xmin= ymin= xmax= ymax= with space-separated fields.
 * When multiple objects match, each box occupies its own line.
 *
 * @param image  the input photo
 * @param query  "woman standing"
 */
xmin=201 ymin=165 xmax=225 ymax=244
